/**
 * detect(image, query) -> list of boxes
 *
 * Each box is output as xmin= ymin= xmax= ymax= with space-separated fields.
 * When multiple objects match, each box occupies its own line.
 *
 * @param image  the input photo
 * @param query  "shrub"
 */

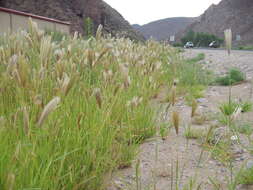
xmin=215 ymin=68 xmax=246 ymax=86
xmin=84 ymin=17 xmax=94 ymax=38
xmin=238 ymin=167 xmax=253 ymax=185
xmin=181 ymin=30 xmax=224 ymax=47
xmin=44 ymin=29 xmax=67 ymax=42
xmin=219 ymin=101 xmax=239 ymax=116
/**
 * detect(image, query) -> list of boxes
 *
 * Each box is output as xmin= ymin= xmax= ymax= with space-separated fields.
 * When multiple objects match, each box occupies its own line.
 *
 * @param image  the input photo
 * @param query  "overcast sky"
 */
xmin=103 ymin=0 xmax=222 ymax=25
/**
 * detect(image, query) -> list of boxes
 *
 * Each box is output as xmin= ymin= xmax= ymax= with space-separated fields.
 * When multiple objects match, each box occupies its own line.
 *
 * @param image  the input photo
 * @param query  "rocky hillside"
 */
xmin=0 ymin=0 xmax=144 ymax=41
xmin=178 ymin=0 xmax=253 ymax=45
xmin=133 ymin=17 xmax=197 ymax=41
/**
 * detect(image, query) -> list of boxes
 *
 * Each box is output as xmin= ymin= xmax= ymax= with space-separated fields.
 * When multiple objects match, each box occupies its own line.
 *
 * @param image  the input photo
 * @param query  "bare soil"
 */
xmin=107 ymin=49 xmax=253 ymax=190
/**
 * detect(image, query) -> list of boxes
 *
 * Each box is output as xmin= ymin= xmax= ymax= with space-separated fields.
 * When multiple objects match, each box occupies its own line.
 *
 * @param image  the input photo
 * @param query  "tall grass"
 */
xmin=0 ymin=21 xmax=207 ymax=189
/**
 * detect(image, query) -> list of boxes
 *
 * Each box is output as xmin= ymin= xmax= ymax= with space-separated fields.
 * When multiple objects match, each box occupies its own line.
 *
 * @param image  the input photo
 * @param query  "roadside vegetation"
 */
xmin=0 ymin=20 xmax=212 ymax=190
xmin=235 ymin=45 xmax=253 ymax=51
xmin=181 ymin=30 xmax=224 ymax=47
xmin=215 ymin=68 xmax=246 ymax=86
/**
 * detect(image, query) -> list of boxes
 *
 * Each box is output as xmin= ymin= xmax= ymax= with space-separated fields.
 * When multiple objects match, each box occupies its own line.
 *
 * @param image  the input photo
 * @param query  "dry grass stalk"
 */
xmin=93 ymin=88 xmax=102 ymax=108
xmin=37 ymin=97 xmax=61 ymax=127
xmin=40 ymin=36 xmax=52 ymax=67
xmin=22 ymin=107 xmax=29 ymax=135
xmin=231 ymin=106 xmax=242 ymax=121
xmin=0 ymin=116 xmax=5 ymax=127
xmin=33 ymin=95 xmax=43 ymax=107
xmin=127 ymin=96 xmax=143 ymax=108
xmin=119 ymin=63 xmax=129 ymax=79
xmin=191 ymin=99 xmax=198 ymax=118
xmin=224 ymin=29 xmax=232 ymax=55
xmin=87 ymin=49 xmax=95 ymax=68
xmin=94 ymin=48 xmax=110 ymax=65
xmin=61 ymin=73 xmax=71 ymax=95
xmin=6 ymin=173 xmax=15 ymax=190
xmin=172 ymin=111 xmax=180 ymax=135
xmin=96 ymin=24 xmax=103 ymax=40
xmin=171 ymin=86 xmax=176 ymax=106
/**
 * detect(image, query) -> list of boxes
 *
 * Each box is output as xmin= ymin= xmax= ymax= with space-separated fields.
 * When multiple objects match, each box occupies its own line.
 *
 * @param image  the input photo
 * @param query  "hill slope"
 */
xmin=133 ymin=17 xmax=197 ymax=41
xmin=0 ymin=0 xmax=144 ymax=41
xmin=177 ymin=0 xmax=253 ymax=45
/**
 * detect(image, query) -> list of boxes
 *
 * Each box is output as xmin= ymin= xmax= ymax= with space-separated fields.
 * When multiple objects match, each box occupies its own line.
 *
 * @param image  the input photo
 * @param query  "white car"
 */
xmin=184 ymin=42 xmax=194 ymax=48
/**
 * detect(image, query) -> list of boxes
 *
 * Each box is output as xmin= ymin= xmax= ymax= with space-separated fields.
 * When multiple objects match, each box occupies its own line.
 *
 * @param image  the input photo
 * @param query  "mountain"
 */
xmin=133 ymin=17 xmax=197 ymax=41
xmin=177 ymin=0 xmax=253 ymax=45
xmin=0 ymin=0 xmax=144 ymax=41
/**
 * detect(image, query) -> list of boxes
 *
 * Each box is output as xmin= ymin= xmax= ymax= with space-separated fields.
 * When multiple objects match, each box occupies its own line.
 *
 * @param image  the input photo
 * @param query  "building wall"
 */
xmin=0 ymin=11 xmax=11 ymax=34
xmin=0 ymin=8 xmax=70 ymax=35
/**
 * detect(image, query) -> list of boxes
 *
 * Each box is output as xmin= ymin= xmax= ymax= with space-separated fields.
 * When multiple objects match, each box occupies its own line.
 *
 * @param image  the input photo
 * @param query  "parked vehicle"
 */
xmin=209 ymin=41 xmax=220 ymax=48
xmin=184 ymin=42 xmax=194 ymax=48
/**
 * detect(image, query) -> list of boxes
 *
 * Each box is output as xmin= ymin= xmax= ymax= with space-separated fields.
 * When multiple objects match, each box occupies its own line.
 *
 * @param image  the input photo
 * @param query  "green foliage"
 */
xmin=241 ymin=101 xmax=253 ymax=113
xmin=84 ymin=17 xmax=94 ymax=38
xmin=181 ymin=30 xmax=224 ymax=47
xmin=184 ymin=126 xmax=206 ymax=139
xmin=238 ymin=167 xmax=253 ymax=185
xmin=235 ymin=122 xmax=253 ymax=135
xmin=187 ymin=53 xmax=205 ymax=63
xmin=219 ymin=101 xmax=239 ymax=116
xmin=44 ymin=29 xmax=67 ymax=42
xmin=215 ymin=68 xmax=246 ymax=86
xmin=173 ymin=42 xmax=183 ymax=47
xmin=236 ymin=45 xmax=253 ymax=50
xmin=0 ymin=20 xmax=212 ymax=189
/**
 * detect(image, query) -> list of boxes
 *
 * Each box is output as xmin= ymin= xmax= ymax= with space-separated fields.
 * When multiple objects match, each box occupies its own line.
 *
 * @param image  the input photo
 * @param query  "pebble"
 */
xmin=246 ymin=160 xmax=253 ymax=169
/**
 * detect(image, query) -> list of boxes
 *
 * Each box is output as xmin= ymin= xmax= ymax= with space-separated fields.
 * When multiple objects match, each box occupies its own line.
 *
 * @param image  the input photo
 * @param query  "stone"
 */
xmin=246 ymin=160 xmax=253 ymax=169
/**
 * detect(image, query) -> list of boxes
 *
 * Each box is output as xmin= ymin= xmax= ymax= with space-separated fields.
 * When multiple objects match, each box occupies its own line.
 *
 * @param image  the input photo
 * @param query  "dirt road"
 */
xmin=183 ymin=49 xmax=253 ymax=79
xmin=108 ymin=49 xmax=253 ymax=190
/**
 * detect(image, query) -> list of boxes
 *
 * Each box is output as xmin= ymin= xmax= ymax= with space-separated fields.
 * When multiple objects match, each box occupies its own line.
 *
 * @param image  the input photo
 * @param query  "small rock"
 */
xmin=246 ymin=160 xmax=253 ymax=169
xmin=197 ymin=98 xmax=208 ymax=103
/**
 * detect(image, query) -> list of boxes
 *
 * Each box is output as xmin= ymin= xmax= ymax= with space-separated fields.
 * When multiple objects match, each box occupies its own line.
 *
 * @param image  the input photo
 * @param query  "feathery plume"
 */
xmin=172 ymin=111 xmax=180 ymax=135
xmin=37 ymin=97 xmax=61 ymax=127
xmin=22 ymin=107 xmax=29 ymax=135
xmin=93 ymin=88 xmax=102 ymax=108
xmin=191 ymin=99 xmax=198 ymax=118
xmin=96 ymin=24 xmax=103 ymax=40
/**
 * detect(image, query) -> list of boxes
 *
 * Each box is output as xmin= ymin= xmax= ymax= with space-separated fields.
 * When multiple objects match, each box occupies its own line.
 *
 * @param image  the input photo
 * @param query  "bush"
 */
xmin=173 ymin=42 xmax=183 ymax=47
xmin=44 ymin=29 xmax=67 ymax=42
xmin=84 ymin=17 xmax=94 ymax=38
xmin=181 ymin=30 xmax=224 ymax=47
xmin=215 ymin=68 xmax=246 ymax=86
xmin=236 ymin=46 xmax=253 ymax=50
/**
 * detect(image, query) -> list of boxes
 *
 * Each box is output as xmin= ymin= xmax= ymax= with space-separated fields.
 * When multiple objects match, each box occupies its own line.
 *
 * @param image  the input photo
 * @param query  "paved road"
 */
xmin=191 ymin=47 xmax=253 ymax=52
xmin=183 ymin=49 xmax=253 ymax=79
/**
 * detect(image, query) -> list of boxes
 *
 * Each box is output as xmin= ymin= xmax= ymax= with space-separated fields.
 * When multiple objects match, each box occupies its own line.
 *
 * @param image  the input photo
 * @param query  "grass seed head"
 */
xmin=191 ymin=99 xmax=198 ymax=118
xmin=93 ymin=88 xmax=102 ymax=108
xmin=61 ymin=73 xmax=71 ymax=95
xmin=172 ymin=111 xmax=180 ymax=135
xmin=22 ymin=107 xmax=29 ymax=135
xmin=37 ymin=97 xmax=61 ymax=127
xmin=231 ymin=106 xmax=242 ymax=121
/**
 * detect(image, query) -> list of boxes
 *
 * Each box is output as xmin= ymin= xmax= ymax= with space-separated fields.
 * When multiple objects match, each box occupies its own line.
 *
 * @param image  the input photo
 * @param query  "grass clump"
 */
xmin=184 ymin=126 xmax=206 ymax=139
xmin=236 ymin=45 xmax=253 ymax=51
xmin=241 ymin=101 xmax=253 ymax=113
xmin=219 ymin=101 xmax=239 ymax=116
xmin=215 ymin=68 xmax=246 ymax=86
xmin=238 ymin=167 xmax=253 ymax=185
xmin=235 ymin=122 xmax=253 ymax=135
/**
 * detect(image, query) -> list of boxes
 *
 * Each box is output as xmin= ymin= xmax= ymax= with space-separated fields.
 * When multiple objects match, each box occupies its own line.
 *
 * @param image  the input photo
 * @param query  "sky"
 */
xmin=103 ymin=0 xmax=222 ymax=25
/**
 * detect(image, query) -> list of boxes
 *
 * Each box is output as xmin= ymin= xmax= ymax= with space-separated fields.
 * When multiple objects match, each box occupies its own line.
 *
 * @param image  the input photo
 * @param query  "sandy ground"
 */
xmin=107 ymin=49 xmax=253 ymax=190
